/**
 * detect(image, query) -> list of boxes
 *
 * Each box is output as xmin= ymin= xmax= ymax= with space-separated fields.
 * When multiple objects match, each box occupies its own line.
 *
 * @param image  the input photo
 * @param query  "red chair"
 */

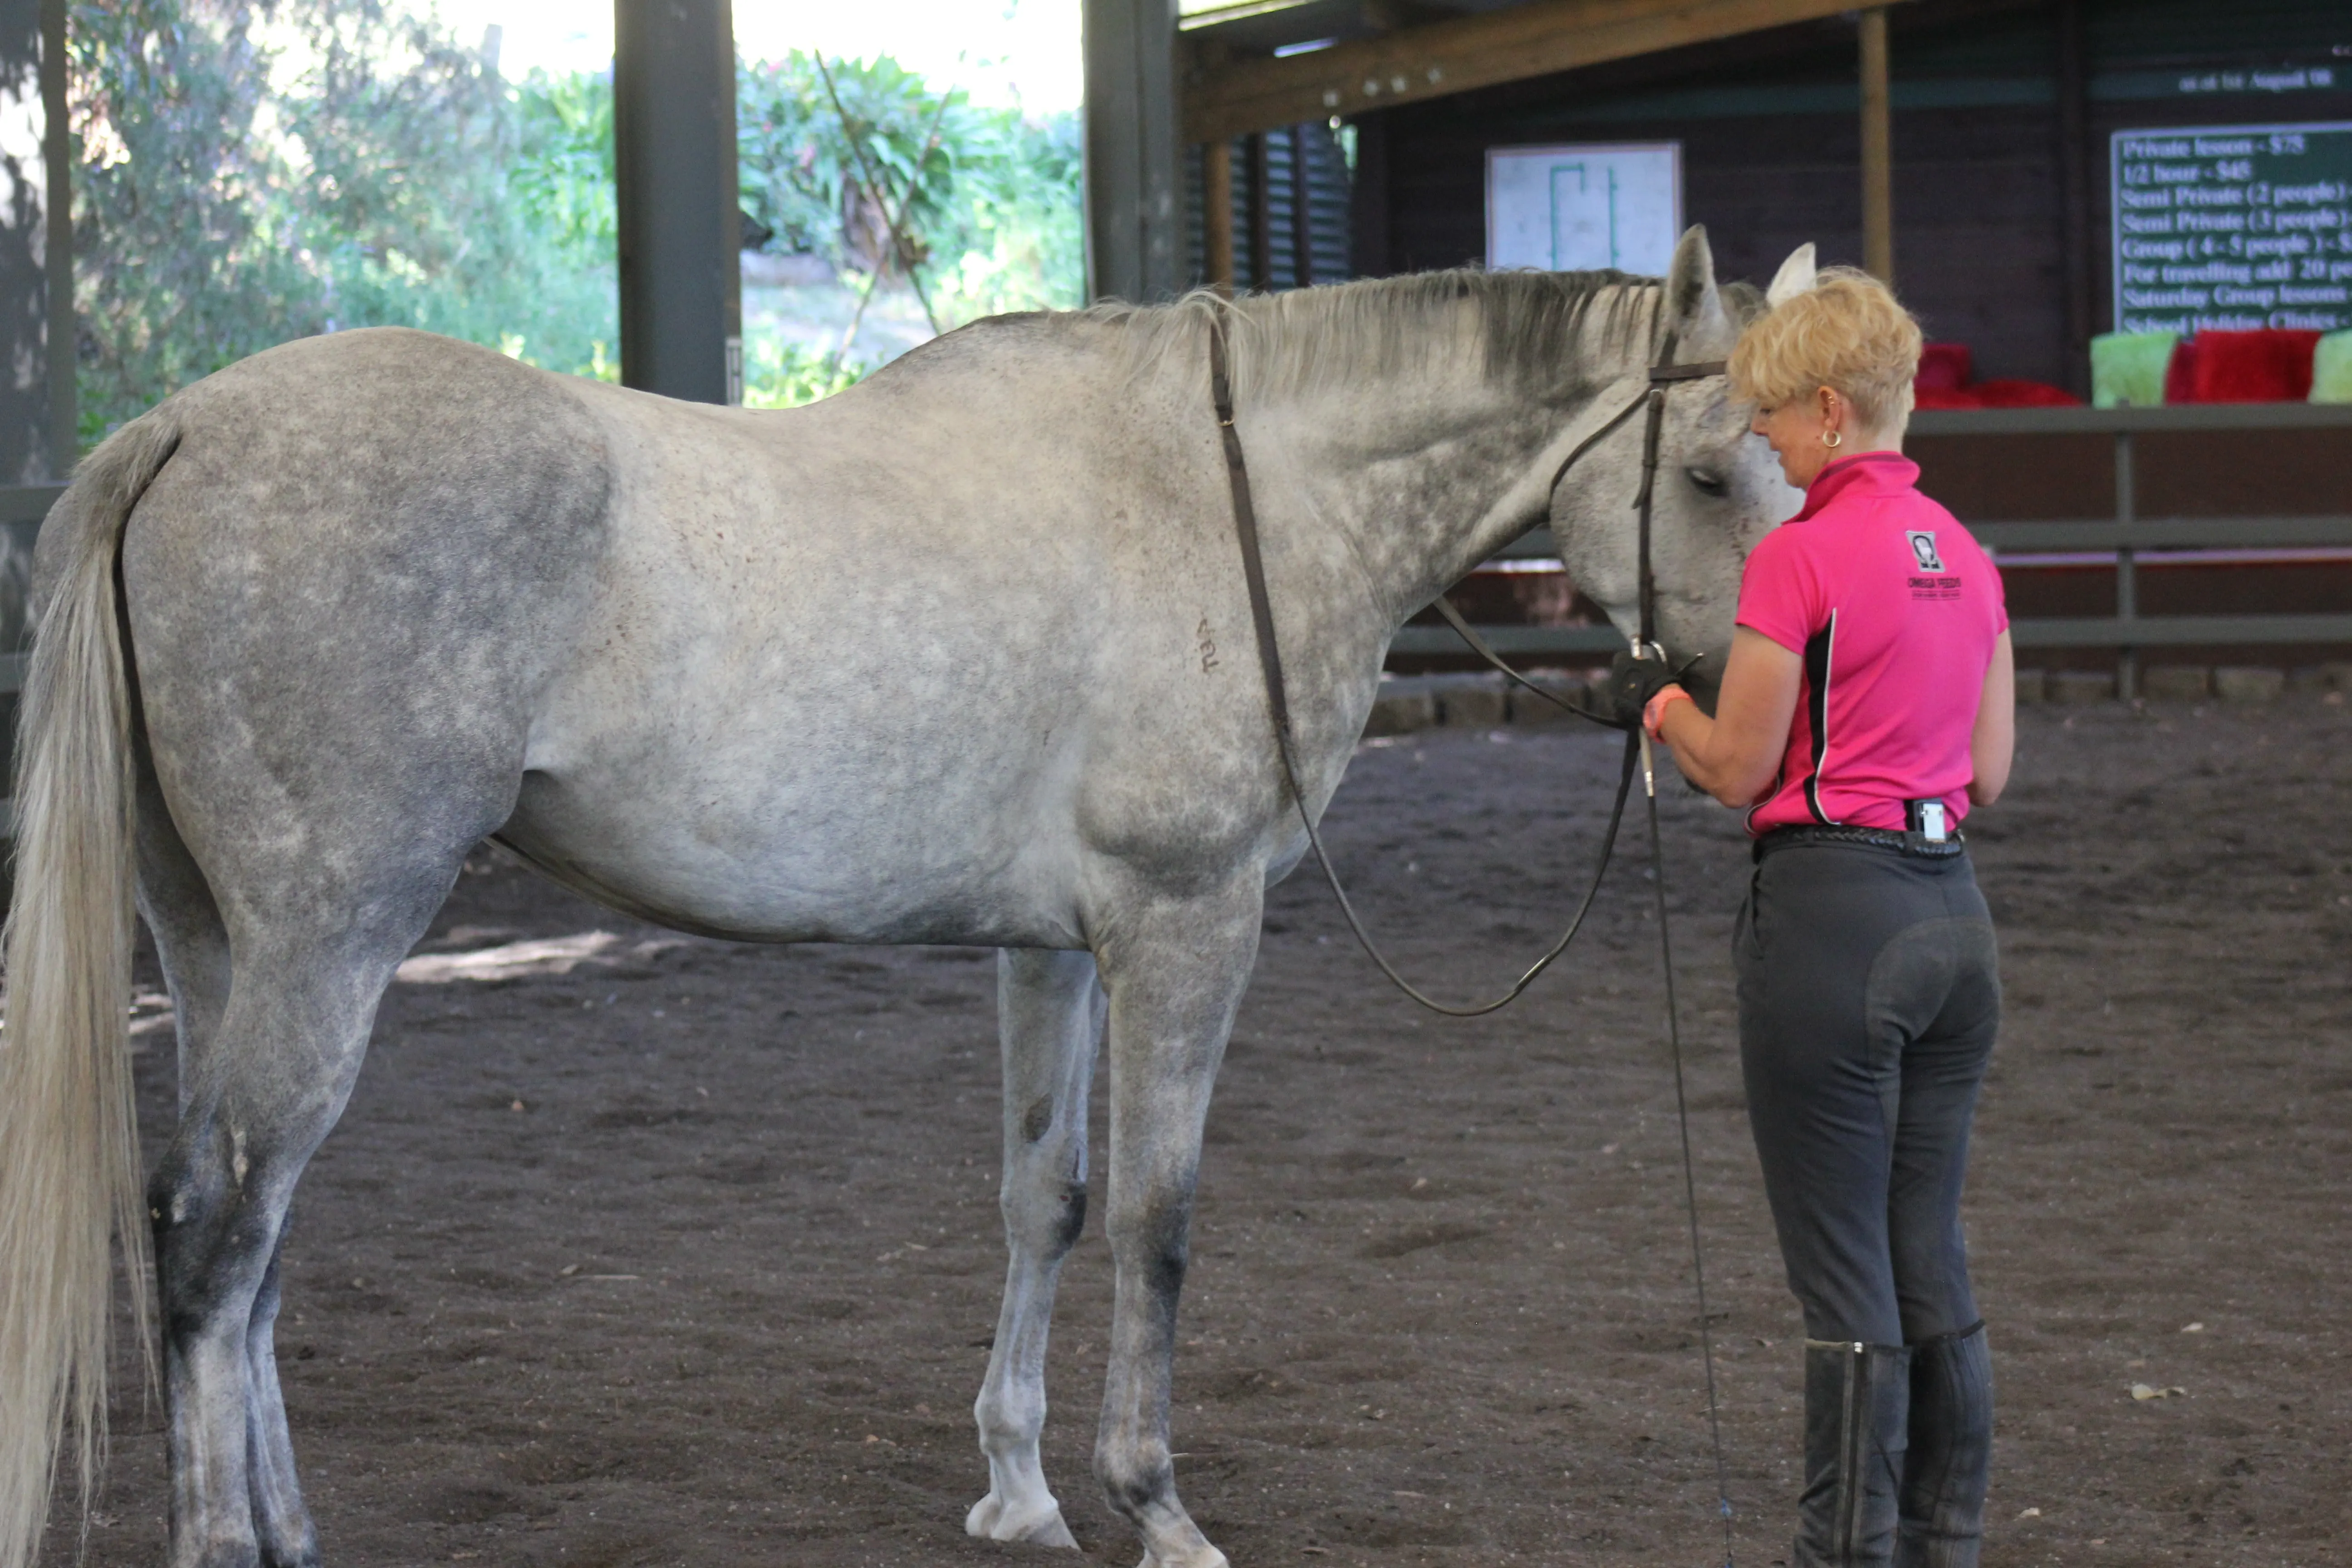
xmin=1917 ymin=343 xmax=1973 ymax=392
xmin=2163 ymin=336 xmax=2200 ymax=404
xmin=1910 ymin=340 xmax=2082 ymax=410
xmin=1969 ymin=378 xmax=2082 ymax=408
xmin=2177 ymin=329 xmax=2322 ymax=403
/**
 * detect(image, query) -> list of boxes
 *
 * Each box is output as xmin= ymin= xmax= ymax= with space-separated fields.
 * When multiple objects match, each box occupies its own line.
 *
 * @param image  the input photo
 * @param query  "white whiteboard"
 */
xmin=1486 ymin=142 xmax=1682 ymax=274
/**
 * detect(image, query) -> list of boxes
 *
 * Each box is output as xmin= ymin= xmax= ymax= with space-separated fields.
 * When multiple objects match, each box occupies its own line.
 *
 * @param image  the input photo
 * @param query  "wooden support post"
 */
xmin=2055 ymin=0 xmax=2094 ymax=398
xmin=1202 ymin=138 xmax=1235 ymax=294
xmin=1858 ymin=5 xmax=1893 ymax=285
xmin=2114 ymin=429 xmax=2137 ymax=700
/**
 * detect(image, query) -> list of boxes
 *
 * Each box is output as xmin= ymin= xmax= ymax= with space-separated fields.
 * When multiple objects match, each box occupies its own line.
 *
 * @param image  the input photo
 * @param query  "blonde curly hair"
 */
xmin=1728 ymin=266 xmax=1922 ymax=432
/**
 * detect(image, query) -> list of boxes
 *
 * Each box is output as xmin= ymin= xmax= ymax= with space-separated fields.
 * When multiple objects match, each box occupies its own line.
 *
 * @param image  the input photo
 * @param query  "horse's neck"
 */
xmin=1256 ymin=352 xmax=1645 ymax=629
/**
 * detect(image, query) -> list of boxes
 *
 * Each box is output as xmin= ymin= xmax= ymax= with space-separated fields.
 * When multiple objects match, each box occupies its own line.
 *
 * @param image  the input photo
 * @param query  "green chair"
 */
xmin=2090 ymin=331 xmax=2177 ymax=408
xmin=2313 ymin=331 xmax=2352 ymax=404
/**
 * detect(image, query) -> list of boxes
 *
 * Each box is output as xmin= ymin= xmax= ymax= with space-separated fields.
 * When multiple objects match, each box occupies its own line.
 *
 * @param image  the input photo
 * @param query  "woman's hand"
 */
xmin=1652 ymin=627 xmax=1803 ymax=807
xmin=1599 ymin=649 xmax=1690 ymax=730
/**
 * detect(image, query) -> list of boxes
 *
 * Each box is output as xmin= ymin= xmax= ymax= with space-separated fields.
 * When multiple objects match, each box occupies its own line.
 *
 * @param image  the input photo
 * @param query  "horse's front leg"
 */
xmin=967 ymin=947 xmax=1103 ymax=1548
xmin=1091 ymin=878 xmax=1263 ymax=1568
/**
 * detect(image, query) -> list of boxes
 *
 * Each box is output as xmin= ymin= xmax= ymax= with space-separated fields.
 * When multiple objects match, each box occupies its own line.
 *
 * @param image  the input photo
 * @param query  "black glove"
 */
xmin=1600 ymin=650 xmax=1685 ymax=731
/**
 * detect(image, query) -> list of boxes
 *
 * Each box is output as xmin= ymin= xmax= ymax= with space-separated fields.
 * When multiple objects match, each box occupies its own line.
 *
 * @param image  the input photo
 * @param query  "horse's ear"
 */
xmin=1662 ymin=225 xmax=1728 ymax=344
xmin=1766 ymin=243 xmax=1818 ymax=307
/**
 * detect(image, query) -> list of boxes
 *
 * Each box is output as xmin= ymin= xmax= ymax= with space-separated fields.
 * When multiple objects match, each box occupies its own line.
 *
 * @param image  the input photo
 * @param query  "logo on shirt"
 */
xmin=1905 ymin=529 xmax=1963 ymax=600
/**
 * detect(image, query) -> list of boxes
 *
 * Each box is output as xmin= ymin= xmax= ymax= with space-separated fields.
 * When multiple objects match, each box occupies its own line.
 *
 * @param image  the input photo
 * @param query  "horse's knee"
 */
xmin=1002 ymin=1103 xmax=1089 ymax=1251
xmin=1001 ymin=1171 xmax=1088 ymax=1258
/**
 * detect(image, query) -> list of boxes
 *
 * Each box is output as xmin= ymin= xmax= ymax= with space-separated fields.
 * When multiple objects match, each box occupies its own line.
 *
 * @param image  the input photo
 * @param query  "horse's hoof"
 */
xmin=966 ymin=1492 xmax=1079 ymax=1548
xmin=1134 ymin=1547 xmax=1230 ymax=1568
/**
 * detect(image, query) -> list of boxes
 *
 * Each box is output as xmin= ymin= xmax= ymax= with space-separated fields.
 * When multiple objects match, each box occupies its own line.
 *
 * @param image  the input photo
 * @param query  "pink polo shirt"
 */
xmin=1736 ymin=452 xmax=2007 ymax=836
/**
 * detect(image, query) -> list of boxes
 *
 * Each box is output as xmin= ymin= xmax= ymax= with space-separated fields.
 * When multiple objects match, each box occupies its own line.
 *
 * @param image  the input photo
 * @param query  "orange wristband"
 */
xmin=1642 ymin=684 xmax=1693 ymax=740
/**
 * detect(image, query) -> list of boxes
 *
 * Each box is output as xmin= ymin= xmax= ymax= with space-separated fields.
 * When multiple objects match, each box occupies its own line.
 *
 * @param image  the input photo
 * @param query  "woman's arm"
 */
xmin=1653 ymin=627 xmax=1803 ymax=808
xmin=1968 ymin=631 xmax=2015 ymax=806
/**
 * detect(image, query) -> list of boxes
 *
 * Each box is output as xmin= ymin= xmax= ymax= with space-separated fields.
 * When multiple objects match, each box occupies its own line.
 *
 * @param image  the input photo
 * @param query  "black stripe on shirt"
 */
xmin=1802 ymin=610 xmax=1839 ymax=826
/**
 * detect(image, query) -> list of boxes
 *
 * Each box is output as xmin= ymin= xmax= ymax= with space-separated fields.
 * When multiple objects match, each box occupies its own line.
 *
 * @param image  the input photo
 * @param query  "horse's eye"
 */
xmin=1686 ymin=468 xmax=1730 ymax=497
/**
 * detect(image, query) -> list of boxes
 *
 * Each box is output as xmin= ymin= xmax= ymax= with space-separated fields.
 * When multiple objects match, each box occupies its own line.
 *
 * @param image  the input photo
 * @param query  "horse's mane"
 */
xmin=1078 ymin=268 xmax=1767 ymax=405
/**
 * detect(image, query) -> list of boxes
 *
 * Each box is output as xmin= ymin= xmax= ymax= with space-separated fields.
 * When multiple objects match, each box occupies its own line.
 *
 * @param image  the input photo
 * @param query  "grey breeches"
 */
xmin=1735 ymin=841 xmax=2000 ymax=1346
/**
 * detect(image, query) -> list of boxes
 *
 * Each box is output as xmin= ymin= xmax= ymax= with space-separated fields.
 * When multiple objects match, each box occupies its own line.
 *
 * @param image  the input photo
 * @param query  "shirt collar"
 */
xmin=1793 ymin=450 xmax=1920 ymax=523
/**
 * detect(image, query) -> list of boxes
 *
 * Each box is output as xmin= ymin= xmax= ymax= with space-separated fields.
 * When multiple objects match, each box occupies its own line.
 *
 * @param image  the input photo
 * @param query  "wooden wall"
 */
xmin=1348 ymin=0 xmax=2352 ymax=389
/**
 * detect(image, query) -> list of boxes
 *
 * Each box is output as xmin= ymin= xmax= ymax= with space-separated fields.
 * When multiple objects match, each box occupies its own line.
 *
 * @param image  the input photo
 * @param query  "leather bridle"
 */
xmin=1210 ymin=314 xmax=1746 ymax=1555
xmin=1207 ymin=317 xmax=1727 ymax=1015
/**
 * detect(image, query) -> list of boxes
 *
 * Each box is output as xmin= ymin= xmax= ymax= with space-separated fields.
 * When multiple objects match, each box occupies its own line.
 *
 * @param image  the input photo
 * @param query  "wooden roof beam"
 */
xmin=1182 ymin=0 xmax=1918 ymax=143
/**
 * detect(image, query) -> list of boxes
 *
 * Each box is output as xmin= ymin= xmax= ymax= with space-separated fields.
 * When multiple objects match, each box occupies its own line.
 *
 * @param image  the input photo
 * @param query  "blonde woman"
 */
xmin=1620 ymin=269 xmax=2014 ymax=1567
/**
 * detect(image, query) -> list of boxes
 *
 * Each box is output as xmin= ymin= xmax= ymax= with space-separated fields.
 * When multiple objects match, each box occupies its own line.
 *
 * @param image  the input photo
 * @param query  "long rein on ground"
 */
xmin=1206 ymin=318 xmax=1740 ymax=1565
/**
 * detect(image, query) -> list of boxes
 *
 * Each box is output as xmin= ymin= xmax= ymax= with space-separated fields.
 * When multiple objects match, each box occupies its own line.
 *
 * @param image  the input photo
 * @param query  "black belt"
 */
xmin=1754 ymin=823 xmax=1967 ymax=862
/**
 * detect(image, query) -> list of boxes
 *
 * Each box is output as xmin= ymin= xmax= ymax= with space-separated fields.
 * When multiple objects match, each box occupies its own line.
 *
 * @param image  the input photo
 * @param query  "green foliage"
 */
xmin=924 ymin=108 xmax=1084 ymax=324
xmin=510 ymin=69 xmax=616 ymax=257
xmin=72 ymin=0 xmax=618 ymax=437
xmin=71 ymin=3 xmax=1079 ymax=436
xmin=270 ymin=8 xmax=615 ymax=366
xmin=71 ymin=0 xmax=316 ymax=439
xmin=737 ymin=53 xmax=951 ymax=269
xmin=740 ymin=338 xmax=870 ymax=410
xmin=733 ymin=50 xmax=1084 ymax=323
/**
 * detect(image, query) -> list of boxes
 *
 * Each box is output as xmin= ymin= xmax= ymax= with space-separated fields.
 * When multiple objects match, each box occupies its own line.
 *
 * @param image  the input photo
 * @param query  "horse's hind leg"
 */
xmin=136 ymin=788 xmax=318 ymax=1565
xmin=137 ymin=759 xmax=230 ymax=1083
xmin=968 ymin=948 xmax=1102 ymax=1548
xmin=239 ymin=1226 xmax=311 ymax=1565
xmin=149 ymin=866 xmax=463 ymax=1568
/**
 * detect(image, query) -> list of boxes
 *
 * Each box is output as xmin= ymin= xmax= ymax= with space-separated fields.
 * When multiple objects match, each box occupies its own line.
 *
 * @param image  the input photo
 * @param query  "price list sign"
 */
xmin=2112 ymin=120 xmax=2352 ymax=334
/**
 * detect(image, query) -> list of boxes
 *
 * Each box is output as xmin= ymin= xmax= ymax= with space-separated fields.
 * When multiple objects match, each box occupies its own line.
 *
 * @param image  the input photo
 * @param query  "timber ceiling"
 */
xmin=1180 ymin=0 xmax=1926 ymax=142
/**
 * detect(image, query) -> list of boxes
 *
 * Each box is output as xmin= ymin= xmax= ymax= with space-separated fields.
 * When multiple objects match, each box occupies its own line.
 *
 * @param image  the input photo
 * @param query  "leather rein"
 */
xmin=1207 ymin=318 xmax=1727 ymax=1016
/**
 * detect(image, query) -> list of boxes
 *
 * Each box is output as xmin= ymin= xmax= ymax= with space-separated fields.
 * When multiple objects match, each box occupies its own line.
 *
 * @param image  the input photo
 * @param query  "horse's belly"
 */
xmin=501 ymin=411 xmax=1245 ymax=949
xmin=503 ymin=686 xmax=1092 ymax=949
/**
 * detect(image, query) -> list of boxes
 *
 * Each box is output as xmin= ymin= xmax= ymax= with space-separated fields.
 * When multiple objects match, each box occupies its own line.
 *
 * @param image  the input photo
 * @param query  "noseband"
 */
xmin=1205 ymin=316 xmax=1726 ymax=1015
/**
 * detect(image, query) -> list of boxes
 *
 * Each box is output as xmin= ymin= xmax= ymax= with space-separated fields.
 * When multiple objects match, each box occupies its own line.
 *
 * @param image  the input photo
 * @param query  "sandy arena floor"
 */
xmin=49 ymin=697 xmax=2352 ymax=1566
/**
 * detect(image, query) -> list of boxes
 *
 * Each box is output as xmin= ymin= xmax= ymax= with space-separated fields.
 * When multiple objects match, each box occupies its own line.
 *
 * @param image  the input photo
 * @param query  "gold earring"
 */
xmin=1823 ymin=430 xmax=1842 ymax=448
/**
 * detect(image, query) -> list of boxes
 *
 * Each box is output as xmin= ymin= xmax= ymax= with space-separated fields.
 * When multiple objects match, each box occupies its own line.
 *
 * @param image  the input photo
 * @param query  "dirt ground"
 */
xmin=51 ymin=697 xmax=2352 ymax=1567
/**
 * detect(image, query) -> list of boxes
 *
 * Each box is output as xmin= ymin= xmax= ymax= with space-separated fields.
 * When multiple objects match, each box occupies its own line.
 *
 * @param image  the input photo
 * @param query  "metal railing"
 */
xmin=1393 ymin=402 xmax=2352 ymax=688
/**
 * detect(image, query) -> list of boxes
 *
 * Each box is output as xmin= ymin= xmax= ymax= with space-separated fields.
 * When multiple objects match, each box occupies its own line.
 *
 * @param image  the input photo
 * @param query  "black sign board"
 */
xmin=2112 ymin=120 xmax=2352 ymax=335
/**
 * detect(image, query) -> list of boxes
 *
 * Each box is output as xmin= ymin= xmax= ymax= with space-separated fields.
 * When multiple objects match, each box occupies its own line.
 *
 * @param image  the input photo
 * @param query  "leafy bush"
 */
xmin=735 ymin=50 xmax=1083 ymax=323
xmin=72 ymin=0 xmax=321 ymax=440
xmin=925 ymin=108 xmax=1083 ymax=324
xmin=70 ymin=0 xmax=1080 ymax=437
xmin=73 ymin=0 xmax=621 ymax=437
xmin=740 ymin=339 xmax=869 ymax=410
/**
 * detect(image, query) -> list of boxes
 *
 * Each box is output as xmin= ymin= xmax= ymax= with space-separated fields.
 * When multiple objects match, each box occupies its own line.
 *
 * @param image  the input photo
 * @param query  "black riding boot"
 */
xmin=1896 ymin=1322 xmax=1992 ymax=1568
xmin=1796 ymin=1339 xmax=1910 ymax=1567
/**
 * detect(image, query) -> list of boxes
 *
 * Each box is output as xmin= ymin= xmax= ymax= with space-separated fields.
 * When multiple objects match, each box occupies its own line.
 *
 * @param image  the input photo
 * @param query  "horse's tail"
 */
xmin=0 ymin=411 xmax=179 ymax=1568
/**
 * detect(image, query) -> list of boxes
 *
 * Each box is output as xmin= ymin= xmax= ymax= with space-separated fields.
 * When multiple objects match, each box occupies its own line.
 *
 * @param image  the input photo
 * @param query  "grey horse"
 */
xmin=0 ymin=230 xmax=1814 ymax=1568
